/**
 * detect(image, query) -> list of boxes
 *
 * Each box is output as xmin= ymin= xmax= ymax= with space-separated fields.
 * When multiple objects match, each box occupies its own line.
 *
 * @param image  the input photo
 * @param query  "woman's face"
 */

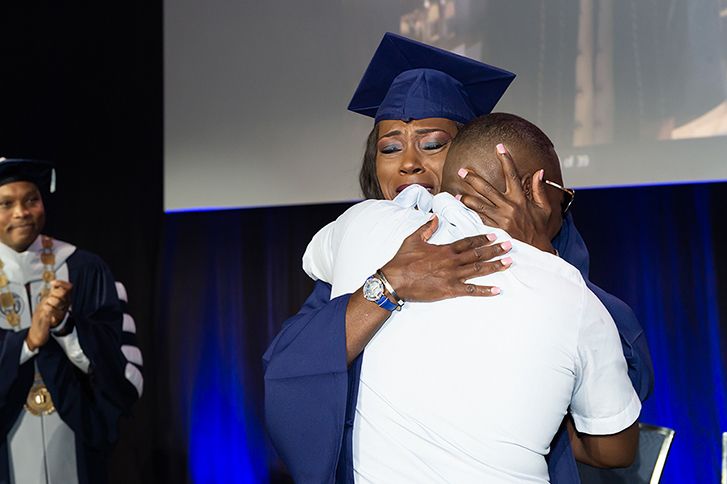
xmin=375 ymin=117 xmax=459 ymax=200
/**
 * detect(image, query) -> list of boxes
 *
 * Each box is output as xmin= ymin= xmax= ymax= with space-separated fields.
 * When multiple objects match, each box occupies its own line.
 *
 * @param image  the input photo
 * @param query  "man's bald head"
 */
xmin=442 ymin=113 xmax=562 ymax=196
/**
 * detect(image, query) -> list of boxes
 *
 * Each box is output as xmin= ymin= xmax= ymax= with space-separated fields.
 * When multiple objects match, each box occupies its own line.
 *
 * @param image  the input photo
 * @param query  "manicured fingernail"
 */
xmin=496 ymin=143 xmax=507 ymax=154
xmin=455 ymin=194 xmax=462 ymax=201
xmin=491 ymin=287 xmax=501 ymax=295
xmin=486 ymin=233 xmax=497 ymax=241
xmin=501 ymin=241 xmax=512 ymax=251
xmin=458 ymin=168 xmax=468 ymax=178
xmin=539 ymin=169 xmax=544 ymax=181
xmin=501 ymin=257 xmax=513 ymax=266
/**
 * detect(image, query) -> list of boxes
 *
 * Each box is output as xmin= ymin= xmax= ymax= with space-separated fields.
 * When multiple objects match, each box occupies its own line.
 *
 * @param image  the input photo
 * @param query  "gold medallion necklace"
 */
xmin=26 ymin=371 xmax=56 ymax=416
xmin=0 ymin=236 xmax=55 ymax=327
xmin=0 ymin=236 xmax=57 ymax=415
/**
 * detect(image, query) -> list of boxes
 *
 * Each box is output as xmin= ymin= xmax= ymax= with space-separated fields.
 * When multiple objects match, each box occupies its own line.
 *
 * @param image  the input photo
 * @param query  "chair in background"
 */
xmin=577 ymin=423 xmax=675 ymax=484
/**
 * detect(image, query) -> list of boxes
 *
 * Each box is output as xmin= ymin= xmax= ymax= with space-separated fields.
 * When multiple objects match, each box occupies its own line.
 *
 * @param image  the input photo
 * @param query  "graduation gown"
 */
xmin=0 ymin=236 xmax=138 ymax=484
xmin=263 ymin=214 xmax=654 ymax=484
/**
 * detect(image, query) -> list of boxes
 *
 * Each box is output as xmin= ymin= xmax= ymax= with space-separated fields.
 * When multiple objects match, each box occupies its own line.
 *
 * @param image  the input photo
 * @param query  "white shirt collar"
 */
xmin=393 ymin=184 xmax=435 ymax=212
xmin=393 ymin=184 xmax=507 ymax=240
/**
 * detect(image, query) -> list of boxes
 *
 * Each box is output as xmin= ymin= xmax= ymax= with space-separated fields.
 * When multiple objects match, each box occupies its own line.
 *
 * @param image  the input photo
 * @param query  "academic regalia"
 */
xmin=264 ymin=32 xmax=653 ymax=484
xmin=347 ymin=32 xmax=515 ymax=123
xmin=0 ymin=238 xmax=138 ymax=484
xmin=0 ymin=158 xmax=138 ymax=484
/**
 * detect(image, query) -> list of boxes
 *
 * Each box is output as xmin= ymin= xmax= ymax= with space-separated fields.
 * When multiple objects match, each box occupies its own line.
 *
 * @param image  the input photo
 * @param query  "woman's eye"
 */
xmin=379 ymin=143 xmax=402 ymax=154
xmin=421 ymin=141 xmax=445 ymax=150
xmin=419 ymin=135 xmax=450 ymax=151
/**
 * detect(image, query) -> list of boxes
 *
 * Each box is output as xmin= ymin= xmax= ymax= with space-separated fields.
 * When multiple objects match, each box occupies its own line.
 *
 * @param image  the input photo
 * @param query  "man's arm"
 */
xmin=569 ymin=285 xmax=642 ymax=468
xmin=587 ymin=282 xmax=654 ymax=401
xmin=566 ymin=417 xmax=639 ymax=468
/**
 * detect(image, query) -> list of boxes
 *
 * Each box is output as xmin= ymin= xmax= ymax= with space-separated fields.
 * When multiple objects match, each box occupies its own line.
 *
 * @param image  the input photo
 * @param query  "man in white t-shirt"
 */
xmin=303 ymin=114 xmax=640 ymax=483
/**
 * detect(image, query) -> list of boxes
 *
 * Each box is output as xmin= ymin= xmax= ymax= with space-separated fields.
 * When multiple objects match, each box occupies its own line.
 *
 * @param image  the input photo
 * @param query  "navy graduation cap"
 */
xmin=0 ymin=157 xmax=56 ymax=193
xmin=348 ymin=32 xmax=516 ymax=124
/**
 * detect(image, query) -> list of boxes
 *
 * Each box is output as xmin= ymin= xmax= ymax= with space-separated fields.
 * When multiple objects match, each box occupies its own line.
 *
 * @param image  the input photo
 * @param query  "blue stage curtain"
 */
xmin=158 ymin=182 xmax=727 ymax=482
xmin=571 ymin=182 xmax=727 ymax=483
xmin=158 ymin=203 xmax=351 ymax=483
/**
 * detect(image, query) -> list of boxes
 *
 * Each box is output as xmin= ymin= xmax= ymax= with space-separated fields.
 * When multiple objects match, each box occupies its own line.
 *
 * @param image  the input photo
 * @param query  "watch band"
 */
xmin=376 ymin=269 xmax=404 ymax=310
xmin=374 ymin=293 xmax=398 ymax=311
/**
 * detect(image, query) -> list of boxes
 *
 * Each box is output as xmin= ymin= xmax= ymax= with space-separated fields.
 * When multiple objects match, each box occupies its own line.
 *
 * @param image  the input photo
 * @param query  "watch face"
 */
xmin=363 ymin=276 xmax=385 ymax=301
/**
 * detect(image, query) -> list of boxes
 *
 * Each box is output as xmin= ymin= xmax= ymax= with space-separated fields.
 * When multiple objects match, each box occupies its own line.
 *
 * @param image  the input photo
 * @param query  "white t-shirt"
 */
xmin=303 ymin=185 xmax=641 ymax=484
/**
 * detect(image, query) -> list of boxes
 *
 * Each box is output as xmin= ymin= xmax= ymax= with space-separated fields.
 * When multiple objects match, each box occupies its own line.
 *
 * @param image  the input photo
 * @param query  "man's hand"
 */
xmin=380 ymin=215 xmax=513 ymax=302
xmin=26 ymin=280 xmax=73 ymax=351
xmin=458 ymin=144 xmax=556 ymax=253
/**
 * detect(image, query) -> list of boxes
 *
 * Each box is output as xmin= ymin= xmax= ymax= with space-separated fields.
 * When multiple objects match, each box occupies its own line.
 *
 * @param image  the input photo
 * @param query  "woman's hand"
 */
xmin=381 ymin=215 xmax=513 ymax=302
xmin=457 ymin=144 xmax=556 ymax=253
xmin=344 ymin=215 xmax=512 ymax=364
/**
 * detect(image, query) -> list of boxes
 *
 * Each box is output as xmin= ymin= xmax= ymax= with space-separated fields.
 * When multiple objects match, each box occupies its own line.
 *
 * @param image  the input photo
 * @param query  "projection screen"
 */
xmin=165 ymin=0 xmax=727 ymax=212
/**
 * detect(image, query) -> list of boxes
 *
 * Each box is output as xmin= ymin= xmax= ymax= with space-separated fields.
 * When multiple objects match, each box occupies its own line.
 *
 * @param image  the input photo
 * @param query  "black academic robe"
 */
xmin=0 ymin=249 xmax=138 ymax=484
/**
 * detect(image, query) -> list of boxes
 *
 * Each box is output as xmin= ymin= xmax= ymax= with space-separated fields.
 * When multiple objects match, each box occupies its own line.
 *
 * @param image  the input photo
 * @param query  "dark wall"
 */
xmin=0 ymin=3 xmax=162 ymax=483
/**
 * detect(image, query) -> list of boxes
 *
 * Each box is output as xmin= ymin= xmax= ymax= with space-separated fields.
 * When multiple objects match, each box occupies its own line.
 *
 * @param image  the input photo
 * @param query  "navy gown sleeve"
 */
xmin=0 ymin=328 xmax=33 ymax=418
xmin=0 ymin=329 xmax=34 ymax=436
xmin=37 ymin=250 xmax=139 ymax=450
xmin=263 ymin=280 xmax=352 ymax=484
